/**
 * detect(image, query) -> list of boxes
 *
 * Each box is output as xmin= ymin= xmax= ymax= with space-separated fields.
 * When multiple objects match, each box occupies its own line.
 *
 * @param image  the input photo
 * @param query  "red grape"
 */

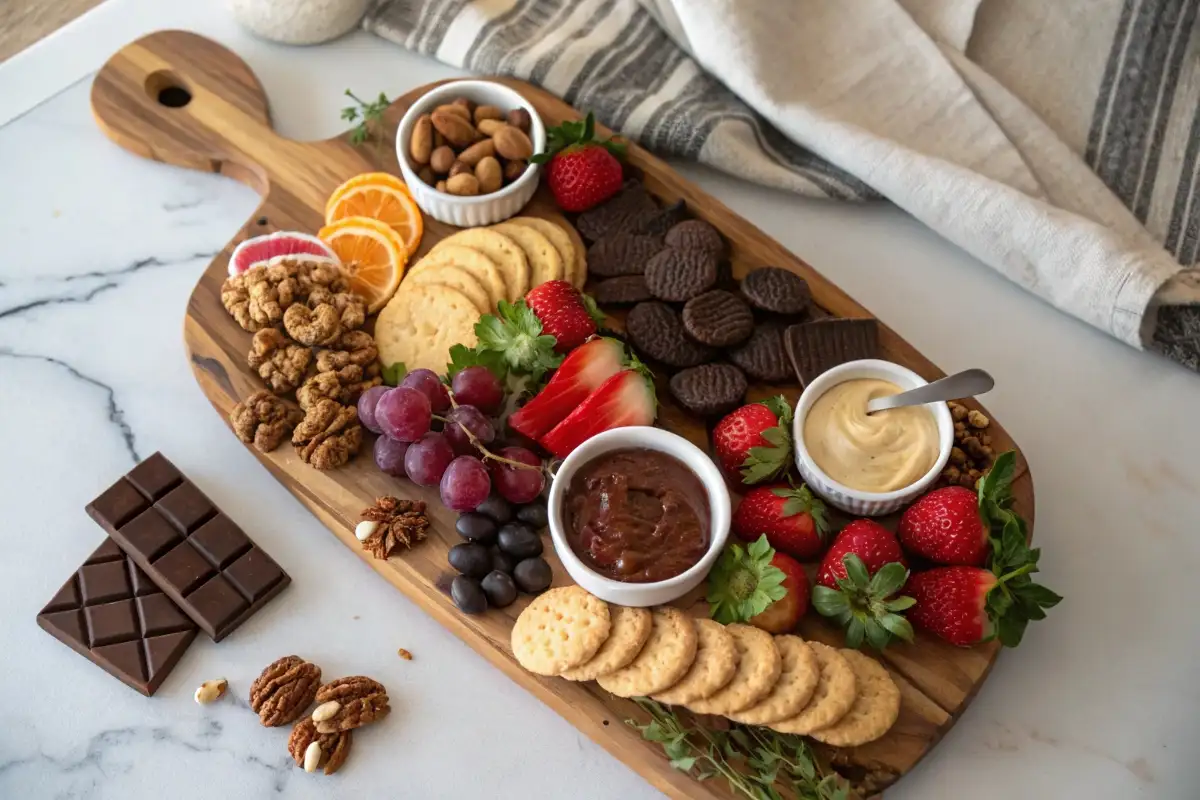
xmin=452 ymin=366 xmax=504 ymax=414
xmin=376 ymin=387 xmax=431 ymax=442
xmin=441 ymin=456 xmax=492 ymax=511
xmin=374 ymin=435 xmax=409 ymax=477
xmin=444 ymin=404 xmax=495 ymax=456
xmin=490 ymin=447 xmax=545 ymax=504
xmin=400 ymin=368 xmax=451 ymax=413
xmin=405 ymin=432 xmax=455 ymax=486
xmin=357 ymin=385 xmax=389 ymax=434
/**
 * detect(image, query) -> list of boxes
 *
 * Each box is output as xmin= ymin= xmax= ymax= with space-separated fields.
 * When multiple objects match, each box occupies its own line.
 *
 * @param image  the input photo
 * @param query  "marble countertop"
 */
xmin=2 ymin=2 xmax=1199 ymax=798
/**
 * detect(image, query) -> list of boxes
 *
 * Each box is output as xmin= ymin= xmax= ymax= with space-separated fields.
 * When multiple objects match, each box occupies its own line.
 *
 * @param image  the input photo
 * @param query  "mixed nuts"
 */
xmin=409 ymin=96 xmax=535 ymax=197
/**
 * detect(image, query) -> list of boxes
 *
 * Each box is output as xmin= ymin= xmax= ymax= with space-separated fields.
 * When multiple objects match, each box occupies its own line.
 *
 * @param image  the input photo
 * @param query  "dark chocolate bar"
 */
xmin=784 ymin=318 xmax=880 ymax=387
xmin=86 ymin=452 xmax=290 ymax=642
xmin=37 ymin=538 xmax=198 ymax=696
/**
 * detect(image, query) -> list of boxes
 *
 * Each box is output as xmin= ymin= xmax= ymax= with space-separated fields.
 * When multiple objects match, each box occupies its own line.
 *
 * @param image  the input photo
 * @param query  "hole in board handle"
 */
xmin=144 ymin=70 xmax=192 ymax=109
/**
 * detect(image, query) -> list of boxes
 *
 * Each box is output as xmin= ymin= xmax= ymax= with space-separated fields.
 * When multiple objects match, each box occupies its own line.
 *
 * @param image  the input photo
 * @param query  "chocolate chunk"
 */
xmin=784 ymin=318 xmax=880 ymax=387
xmin=576 ymin=180 xmax=659 ymax=242
xmin=634 ymin=200 xmax=687 ymax=238
xmin=727 ymin=323 xmax=792 ymax=383
xmin=86 ymin=452 xmax=290 ymax=642
xmin=669 ymin=364 xmax=748 ymax=417
xmin=626 ymin=301 xmax=717 ymax=367
xmin=37 ymin=538 xmax=198 ymax=696
xmin=741 ymin=267 xmax=812 ymax=315
xmin=682 ymin=290 xmax=754 ymax=347
xmin=591 ymin=275 xmax=652 ymax=305
xmin=586 ymin=233 xmax=663 ymax=277
xmin=644 ymin=247 xmax=719 ymax=302
xmin=664 ymin=219 xmax=725 ymax=258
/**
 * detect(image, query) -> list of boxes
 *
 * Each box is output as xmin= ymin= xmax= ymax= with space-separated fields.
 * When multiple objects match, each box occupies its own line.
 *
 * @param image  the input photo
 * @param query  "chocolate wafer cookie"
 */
xmin=591 ymin=276 xmax=652 ymax=305
xmin=576 ymin=181 xmax=659 ymax=242
xmin=785 ymin=319 xmax=880 ymax=387
xmin=635 ymin=200 xmax=687 ymax=238
xmin=728 ymin=323 xmax=792 ymax=383
xmin=645 ymin=248 xmax=718 ymax=302
xmin=665 ymin=219 xmax=725 ymax=258
xmin=682 ymin=290 xmax=754 ymax=347
xmin=741 ymin=267 xmax=812 ymax=315
xmin=587 ymin=234 xmax=663 ymax=277
xmin=669 ymin=364 xmax=748 ymax=417
xmin=626 ymin=301 xmax=717 ymax=367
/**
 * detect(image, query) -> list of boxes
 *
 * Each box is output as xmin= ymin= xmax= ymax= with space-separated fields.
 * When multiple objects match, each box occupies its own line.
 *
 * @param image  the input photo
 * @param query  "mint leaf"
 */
xmin=380 ymin=362 xmax=406 ymax=386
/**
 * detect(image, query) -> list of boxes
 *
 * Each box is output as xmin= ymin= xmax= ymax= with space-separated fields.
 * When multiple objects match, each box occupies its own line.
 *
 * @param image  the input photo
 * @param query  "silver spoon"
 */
xmin=866 ymin=368 xmax=995 ymax=414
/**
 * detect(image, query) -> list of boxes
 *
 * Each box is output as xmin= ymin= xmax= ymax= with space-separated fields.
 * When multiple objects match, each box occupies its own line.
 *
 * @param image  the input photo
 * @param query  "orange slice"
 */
xmin=317 ymin=216 xmax=407 ymax=312
xmin=324 ymin=172 xmax=411 ymax=219
xmin=325 ymin=173 xmax=423 ymax=256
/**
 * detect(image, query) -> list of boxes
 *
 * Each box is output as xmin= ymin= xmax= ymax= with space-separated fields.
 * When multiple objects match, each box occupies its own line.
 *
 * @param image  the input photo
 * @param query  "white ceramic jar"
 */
xmin=228 ymin=0 xmax=369 ymax=45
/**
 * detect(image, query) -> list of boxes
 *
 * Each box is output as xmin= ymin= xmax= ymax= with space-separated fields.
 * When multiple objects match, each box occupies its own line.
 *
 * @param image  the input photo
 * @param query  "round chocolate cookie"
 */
xmin=727 ymin=323 xmax=792 ymax=383
xmin=626 ymin=301 xmax=717 ymax=367
xmin=587 ymin=234 xmax=664 ymax=277
xmin=644 ymin=247 xmax=719 ymax=302
xmin=664 ymin=219 xmax=725 ymax=258
xmin=741 ymin=267 xmax=812 ymax=315
xmin=682 ymin=290 xmax=754 ymax=347
xmin=591 ymin=275 xmax=653 ymax=305
xmin=669 ymin=364 xmax=748 ymax=418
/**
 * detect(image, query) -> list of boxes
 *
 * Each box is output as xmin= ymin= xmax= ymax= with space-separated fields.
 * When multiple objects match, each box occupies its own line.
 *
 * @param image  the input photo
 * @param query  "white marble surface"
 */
xmin=2 ymin=2 xmax=1199 ymax=798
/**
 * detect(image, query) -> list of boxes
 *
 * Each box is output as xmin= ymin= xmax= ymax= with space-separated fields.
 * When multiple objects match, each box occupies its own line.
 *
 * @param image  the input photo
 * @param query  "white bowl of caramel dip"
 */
xmin=792 ymin=360 xmax=953 ymax=516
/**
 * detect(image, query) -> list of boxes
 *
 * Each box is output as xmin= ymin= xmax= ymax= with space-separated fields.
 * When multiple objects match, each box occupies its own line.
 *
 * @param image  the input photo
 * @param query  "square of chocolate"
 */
xmin=126 ymin=453 xmax=183 ymax=501
xmin=121 ymin=508 xmax=183 ymax=561
xmin=190 ymin=514 xmax=252 ymax=569
xmin=88 ymin=479 xmax=149 ymax=529
xmin=156 ymin=482 xmax=215 ymax=533
xmin=225 ymin=547 xmax=286 ymax=603
xmin=154 ymin=541 xmax=215 ymax=595
xmin=137 ymin=593 xmax=200 ymax=637
xmin=85 ymin=599 xmax=139 ymax=647
xmin=187 ymin=575 xmax=248 ymax=633
xmin=78 ymin=559 xmax=130 ymax=606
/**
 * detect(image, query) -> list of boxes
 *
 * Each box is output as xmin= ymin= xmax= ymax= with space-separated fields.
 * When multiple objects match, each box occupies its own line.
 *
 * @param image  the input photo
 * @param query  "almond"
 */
xmin=452 ymin=97 xmax=474 ymax=115
xmin=436 ymin=179 xmax=447 ymax=193
xmin=506 ymin=108 xmax=532 ymax=133
xmin=409 ymin=114 xmax=433 ymax=164
xmin=474 ymin=104 xmax=504 ymax=124
xmin=503 ymin=159 xmax=528 ymax=182
xmin=475 ymin=156 xmax=503 ymax=194
xmin=437 ymin=102 xmax=471 ymax=121
xmin=457 ymin=139 xmax=496 ymax=167
xmin=477 ymin=118 xmax=506 ymax=137
xmin=446 ymin=173 xmax=481 ymax=196
xmin=449 ymin=160 xmax=472 ymax=178
xmin=431 ymin=109 xmax=478 ymax=148
xmin=493 ymin=125 xmax=533 ymax=161
xmin=430 ymin=145 xmax=456 ymax=174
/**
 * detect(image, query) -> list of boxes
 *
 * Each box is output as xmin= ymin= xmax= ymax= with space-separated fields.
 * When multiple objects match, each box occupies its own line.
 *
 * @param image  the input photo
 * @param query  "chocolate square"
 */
xmin=126 ymin=452 xmax=183 ymax=500
xmin=85 ymin=599 xmax=138 ymax=647
xmin=155 ymin=541 xmax=215 ymax=595
xmin=187 ymin=575 xmax=248 ymax=633
xmin=190 ymin=514 xmax=252 ymax=569
xmin=121 ymin=508 xmax=183 ymax=561
xmin=225 ymin=547 xmax=285 ymax=603
xmin=156 ymin=482 xmax=215 ymax=533
xmin=87 ymin=480 xmax=148 ymax=529
xmin=78 ymin=560 xmax=130 ymax=606
xmin=137 ymin=593 xmax=196 ymax=637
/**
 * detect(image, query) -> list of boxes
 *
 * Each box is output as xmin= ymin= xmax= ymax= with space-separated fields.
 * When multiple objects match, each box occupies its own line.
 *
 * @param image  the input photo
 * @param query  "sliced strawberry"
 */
xmin=508 ymin=337 xmax=624 ymax=440
xmin=539 ymin=368 xmax=656 ymax=458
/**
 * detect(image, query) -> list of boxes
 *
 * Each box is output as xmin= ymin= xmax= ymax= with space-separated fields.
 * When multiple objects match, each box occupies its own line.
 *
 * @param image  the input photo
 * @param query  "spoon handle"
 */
xmin=866 ymin=369 xmax=995 ymax=413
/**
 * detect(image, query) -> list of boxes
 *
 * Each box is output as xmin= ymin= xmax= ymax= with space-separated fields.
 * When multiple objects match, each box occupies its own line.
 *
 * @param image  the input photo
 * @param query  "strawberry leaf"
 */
xmin=581 ymin=292 xmax=606 ymax=326
xmin=814 ymin=555 xmax=914 ymax=650
xmin=380 ymin=362 xmax=407 ymax=386
xmin=738 ymin=397 xmax=794 ymax=485
xmin=532 ymin=110 xmax=624 ymax=165
xmin=773 ymin=484 xmax=830 ymax=538
xmin=474 ymin=300 xmax=563 ymax=383
xmin=760 ymin=395 xmax=793 ymax=426
xmin=706 ymin=535 xmax=788 ymax=624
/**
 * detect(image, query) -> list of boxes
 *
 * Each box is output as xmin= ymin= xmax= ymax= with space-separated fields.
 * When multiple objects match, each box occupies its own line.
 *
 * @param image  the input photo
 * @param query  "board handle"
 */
xmin=90 ymin=30 xmax=275 ymax=194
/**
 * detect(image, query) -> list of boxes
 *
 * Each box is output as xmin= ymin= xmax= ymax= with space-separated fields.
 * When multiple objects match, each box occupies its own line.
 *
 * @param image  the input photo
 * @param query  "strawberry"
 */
xmin=816 ymin=520 xmax=906 ymax=589
xmin=539 ymin=365 xmax=656 ymax=458
xmin=898 ymin=486 xmax=989 ymax=566
xmin=707 ymin=535 xmax=806 ymax=632
xmin=508 ymin=337 xmax=624 ymax=440
xmin=711 ymin=396 xmax=793 ymax=485
xmin=531 ymin=112 xmax=625 ymax=212
xmin=732 ymin=483 xmax=829 ymax=560
xmin=905 ymin=567 xmax=997 ymax=646
xmin=524 ymin=281 xmax=604 ymax=353
xmin=812 ymin=521 xmax=913 ymax=649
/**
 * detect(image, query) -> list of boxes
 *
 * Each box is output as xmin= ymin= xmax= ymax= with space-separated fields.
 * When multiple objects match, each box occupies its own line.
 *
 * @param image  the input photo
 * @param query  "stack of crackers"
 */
xmin=375 ymin=215 xmax=587 ymax=374
xmin=512 ymin=587 xmax=900 ymax=747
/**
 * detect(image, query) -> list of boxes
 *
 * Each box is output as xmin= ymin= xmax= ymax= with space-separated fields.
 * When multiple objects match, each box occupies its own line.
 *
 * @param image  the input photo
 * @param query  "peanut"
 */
xmin=446 ymin=173 xmax=481 ymax=196
xmin=430 ymin=145 xmax=456 ymax=174
xmin=457 ymin=138 xmax=496 ymax=167
xmin=475 ymin=156 xmax=502 ymax=193
xmin=493 ymin=124 xmax=533 ymax=161
xmin=409 ymin=114 xmax=433 ymax=165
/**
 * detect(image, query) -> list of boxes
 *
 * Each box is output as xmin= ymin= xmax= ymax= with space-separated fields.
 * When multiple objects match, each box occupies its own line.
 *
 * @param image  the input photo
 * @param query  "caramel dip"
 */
xmin=803 ymin=379 xmax=939 ymax=492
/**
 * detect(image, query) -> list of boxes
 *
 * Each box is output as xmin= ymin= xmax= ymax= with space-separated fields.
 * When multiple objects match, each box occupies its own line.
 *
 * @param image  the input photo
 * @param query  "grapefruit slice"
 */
xmin=228 ymin=231 xmax=339 ymax=277
xmin=318 ymin=216 xmax=408 ymax=312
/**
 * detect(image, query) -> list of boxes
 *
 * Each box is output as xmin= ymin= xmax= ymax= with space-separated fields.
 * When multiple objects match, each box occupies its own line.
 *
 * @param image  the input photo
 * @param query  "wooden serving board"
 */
xmin=92 ymin=31 xmax=1034 ymax=799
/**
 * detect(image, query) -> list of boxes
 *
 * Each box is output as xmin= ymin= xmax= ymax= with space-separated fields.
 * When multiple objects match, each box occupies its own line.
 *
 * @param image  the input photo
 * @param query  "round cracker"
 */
xmin=651 ymin=618 xmax=737 ymax=706
xmin=508 ymin=216 xmax=584 ymax=288
xmin=768 ymin=642 xmax=857 ymax=735
xmin=727 ymin=636 xmax=820 ymax=726
xmin=560 ymin=606 xmax=653 ymax=681
xmin=405 ymin=265 xmax=490 ymax=314
xmin=491 ymin=221 xmax=564 ymax=287
xmin=408 ymin=244 xmax=506 ymax=308
xmin=687 ymin=624 xmax=781 ymax=716
xmin=375 ymin=284 xmax=480 ymax=375
xmin=511 ymin=586 xmax=611 ymax=676
xmin=596 ymin=608 xmax=697 ymax=698
xmin=432 ymin=229 xmax=530 ymax=301
xmin=808 ymin=650 xmax=900 ymax=747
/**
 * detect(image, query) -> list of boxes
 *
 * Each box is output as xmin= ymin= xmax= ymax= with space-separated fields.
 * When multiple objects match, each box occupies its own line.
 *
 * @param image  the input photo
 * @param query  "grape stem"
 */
xmin=434 ymin=392 xmax=543 ymax=473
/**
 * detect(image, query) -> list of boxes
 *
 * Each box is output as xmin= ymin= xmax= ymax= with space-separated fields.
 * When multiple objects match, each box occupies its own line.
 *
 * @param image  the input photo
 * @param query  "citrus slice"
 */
xmin=325 ymin=175 xmax=423 ymax=257
xmin=317 ymin=216 xmax=407 ymax=312
xmin=228 ymin=231 xmax=339 ymax=277
xmin=324 ymin=172 xmax=411 ymax=219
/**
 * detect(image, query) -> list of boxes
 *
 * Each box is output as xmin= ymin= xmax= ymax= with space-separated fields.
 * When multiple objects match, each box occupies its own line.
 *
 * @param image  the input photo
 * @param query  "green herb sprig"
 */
xmin=342 ymin=89 xmax=392 ymax=152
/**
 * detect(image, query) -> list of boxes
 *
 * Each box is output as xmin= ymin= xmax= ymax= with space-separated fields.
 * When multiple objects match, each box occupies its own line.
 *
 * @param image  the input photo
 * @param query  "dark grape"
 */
xmin=357 ymin=385 xmax=389 ymax=434
xmin=451 ymin=575 xmax=488 ymax=614
xmin=373 ymin=435 xmax=409 ymax=478
xmin=376 ymin=387 xmax=432 ymax=442
xmin=404 ymin=432 xmax=454 ymax=486
xmin=497 ymin=523 xmax=543 ymax=559
xmin=474 ymin=494 xmax=513 ymax=524
xmin=452 ymin=366 xmax=504 ymax=414
xmin=490 ymin=446 xmax=545 ymax=504
xmin=516 ymin=501 xmax=549 ymax=529
xmin=400 ymin=368 xmax=451 ymax=413
xmin=455 ymin=513 xmax=497 ymax=543
xmin=443 ymin=404 xmax=495 ymax=456
xmin=513 ymin=558 xmax=553 ymax=594
xmin=440 ymin=456 xmax=491 ymax=511
xmin=481 ymin=571 xmax=518 ymax=608
xmin=448 ymin=542 xmax=492 ymax=579
xmin=489 ymin=546 xmax=515 ymax=575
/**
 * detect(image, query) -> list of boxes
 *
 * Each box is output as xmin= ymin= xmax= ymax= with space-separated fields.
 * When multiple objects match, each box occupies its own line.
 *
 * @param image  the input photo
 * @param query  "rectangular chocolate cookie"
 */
xmin=784 ymin=318 xmax=880 ymax=387
xmin=37 ymin=538 xmax=198 ymax=696
xmin=86 ymin=452 xmax=290 ymax=642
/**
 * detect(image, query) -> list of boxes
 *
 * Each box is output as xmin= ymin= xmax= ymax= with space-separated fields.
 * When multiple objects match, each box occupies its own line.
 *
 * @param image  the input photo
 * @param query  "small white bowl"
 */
xmin=394 ymin=79 xmax=546 ymax=227
xmin=793 ymin=359 xmax=953 ymax=517
xmin=547 ymin=427 xmax=731 ymax=607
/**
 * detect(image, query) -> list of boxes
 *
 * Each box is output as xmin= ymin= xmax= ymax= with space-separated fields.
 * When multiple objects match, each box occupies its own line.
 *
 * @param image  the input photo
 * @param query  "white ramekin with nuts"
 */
xmin=395 ymin=80 xmax=546 ymax=227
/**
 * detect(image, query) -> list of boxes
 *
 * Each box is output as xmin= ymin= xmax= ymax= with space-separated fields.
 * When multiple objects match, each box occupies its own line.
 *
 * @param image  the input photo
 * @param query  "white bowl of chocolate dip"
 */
xmin=548 ymin=426 xmax=731 ymax=607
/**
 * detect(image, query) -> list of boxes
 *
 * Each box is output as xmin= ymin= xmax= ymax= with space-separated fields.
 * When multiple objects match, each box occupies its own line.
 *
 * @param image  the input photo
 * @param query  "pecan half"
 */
xmin=229 ymin=390 xmax=303 ymax=453
xmin=288 ymin=718 xmax=352 ymax=775
xmin=313 ymin=676 xmax=390 ymax=733
xmin=292 ymin=399 xmax=362 ymax=470
xmin=248 ymin=655 xmax=322 ymax=727
xmin=248 ymin=328 xmax=312 ymax=394
xmin=358 ymin=497 xmax=429 ymax=559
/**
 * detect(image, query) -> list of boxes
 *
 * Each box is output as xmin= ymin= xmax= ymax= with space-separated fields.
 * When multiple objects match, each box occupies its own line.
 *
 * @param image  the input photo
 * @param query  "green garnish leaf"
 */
xmin=474 ymin=300 xmax=563 ymax=383
xmin=380 ymin=362 xmax=406 ymax=386
xmin=446 ymin=344 xmax=509 ymax=381
xmin=706 ymin=535 xmax=787 ymax=624
xmin=342 ymin=88 xmax=391 ymax=150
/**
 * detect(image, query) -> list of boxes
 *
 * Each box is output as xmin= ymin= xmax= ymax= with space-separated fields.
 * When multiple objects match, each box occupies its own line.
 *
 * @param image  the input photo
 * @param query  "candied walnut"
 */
xmin=949 ymin=446 xmax=967 ymax=466
xmin=297 ymin=260 xmax=350 ymax=295
xmin=313 ymin=676 xmax=390 ymax=734
xmin=249 ymin=655 xmax=322 ymax=727
xmin=244 ymin=263 xmax=300 ymax=327
xmin=308 ymin=287 xmax=367 ymax=331
xmin=247 ymin=329 xmax=312 ymax=394
xmin=220 ymin=273 xmax=260 ymax=331
xmin=288 ymin=718 xmax=352 ymax=775
xmin=230 ymin=390 xmax=303 ymax=453
xmin=293 ymin=399 xmax=362 ymax=470
xmin=316 ymin=330 xmax=380 ymax=373
xmin=357 ymin=496 xmax=429 ymax=559
xmin=284 ymin=303 xmax=342 ymax=347
xmin=297 ymin=365 xmax=380 ymax=409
